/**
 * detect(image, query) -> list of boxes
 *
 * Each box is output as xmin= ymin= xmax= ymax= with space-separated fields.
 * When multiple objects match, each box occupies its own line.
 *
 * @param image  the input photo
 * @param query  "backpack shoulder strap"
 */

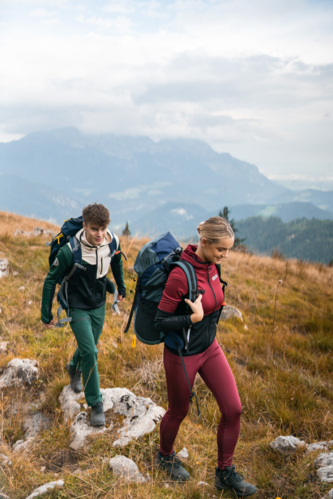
xmin=172 ymin=260 xmax=198 ymax=302
xmin=109 ymin=232 xmax=119 ymax=258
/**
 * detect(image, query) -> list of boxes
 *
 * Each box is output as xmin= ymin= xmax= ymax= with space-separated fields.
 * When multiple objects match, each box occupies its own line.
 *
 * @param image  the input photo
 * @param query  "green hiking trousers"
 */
xmin=69 ymin=305 xmax=105 ymax=407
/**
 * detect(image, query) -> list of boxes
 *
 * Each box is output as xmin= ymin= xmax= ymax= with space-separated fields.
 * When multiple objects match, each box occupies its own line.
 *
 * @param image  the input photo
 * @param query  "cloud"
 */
xmin=0 ymin=0 xmax=332 ymax=176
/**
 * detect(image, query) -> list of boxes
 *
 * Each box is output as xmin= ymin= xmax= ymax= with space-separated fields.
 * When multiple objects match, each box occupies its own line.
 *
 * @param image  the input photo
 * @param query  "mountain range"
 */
xmin=0 ymin=128 xmax=332 ymax=234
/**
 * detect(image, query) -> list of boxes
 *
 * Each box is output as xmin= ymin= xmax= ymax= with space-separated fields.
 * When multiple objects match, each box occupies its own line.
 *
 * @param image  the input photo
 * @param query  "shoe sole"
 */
xmin=216 ymin=483 xmax=257 ymax=497
xmin=90 ymin=421 xmax=105 ymax=427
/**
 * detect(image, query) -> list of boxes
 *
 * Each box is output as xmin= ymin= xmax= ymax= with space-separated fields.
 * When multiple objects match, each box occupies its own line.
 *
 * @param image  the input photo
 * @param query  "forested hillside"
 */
xmin=237 ymin=217 xmax=333 ymax=264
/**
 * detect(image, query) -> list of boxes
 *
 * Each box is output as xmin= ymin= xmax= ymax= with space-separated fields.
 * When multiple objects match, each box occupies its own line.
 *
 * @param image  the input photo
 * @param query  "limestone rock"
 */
xmin=0 ymin=453 xmax=11 ymax=465
xmin=198 ymin=481 xmax=210 ymax=487
xmin=321 ymin=489 xmax=333 ymax=499
xmin=0 ymin=342 xmax=9 ymax=354
xmin=59 ymin=385 xmax=85 ymax=423
xmin=69 ymin=412 xmax=112 ymax=451
xmin=177 ymin=447 xmax=189 ymax=459
xmin=25 ymin=480 xmax=64 ymax=499
xmin=0 ymin=259 xmax=9 ymax=278
xmin=12 ymin=437 xmax=35 ymax=453
xmin=270 ymin=435 xmax=306 ymax=454
xmin=317 ymin=466 xmax=333 ymax=483
xmin=109 ymin=455 xmax=146 ymax=483
xmin=315 ymin=453 xmax=333 ymax=469
xmin=0 ymin=359 xmax=39 ymax=389
xmin=14 ymin=229 xmax=28 ymax=236
xmin=60 ymin=386 xmax=165 ymax=450
xmin=307 ymin=442 xmax=329 ymax=453
xmin=110 ymin=388 xmax=165 ymax=447
xmin=221 ymin=305 xmax=243 ymax=321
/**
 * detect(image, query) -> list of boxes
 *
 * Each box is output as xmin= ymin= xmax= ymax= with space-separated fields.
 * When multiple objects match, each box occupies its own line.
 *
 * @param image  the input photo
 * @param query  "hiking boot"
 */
xmin=215 ymin=466 xmax=257 ymax=496
xmin=90 ymin=401 xmax=105 ymax=427
xmin=155 ymin=450 xmax=190 ymax=481
xmin=66 ymin=363 xmax=83 ymax=393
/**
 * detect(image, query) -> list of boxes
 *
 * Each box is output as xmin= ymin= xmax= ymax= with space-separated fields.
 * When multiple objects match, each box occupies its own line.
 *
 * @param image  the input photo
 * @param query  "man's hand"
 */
xmin=42 ymin=319 xmax=54 ymax=329
xmin=117 ymin=295 xmax=124 ymax=302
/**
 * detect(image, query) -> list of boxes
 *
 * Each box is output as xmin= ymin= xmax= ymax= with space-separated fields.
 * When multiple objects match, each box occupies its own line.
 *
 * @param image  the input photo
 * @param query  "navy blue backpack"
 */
xmin=124 ymin=232 xmax=211 ymax=415
xmin=48 ymin=216 xmax=119 ymax=327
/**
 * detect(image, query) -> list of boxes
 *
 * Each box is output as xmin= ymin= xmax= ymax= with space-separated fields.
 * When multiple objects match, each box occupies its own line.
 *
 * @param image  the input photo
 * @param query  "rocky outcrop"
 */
xmin=14 ymin=228 xmax=54 ymax=237
xmin=0 ymin=341 xmax=9 ymax=354
xmin=0 ymin=359 xmax=39 ymax=389
xmin=59 ymin=386 xmax=165 ymax=450
xmin=221 ymin=305 xmax=243 ymax=321
xmin=315 ymin=452 xmax=333 ymax=469
xmin=317 ymin=466 xmax=333 ymax=483
xmin=177 ymin=447 xmax=189 ymax=459
xmin=109 ymin=455 xmax=146 ymax=483
xmin=307 ymin=441 xmax=330 ymax=453
xmin=25 ymin=480 xmax=64 ymax=499
xmin=0 ymin=259 xmax=9 ymax=278
xmin=270 ymin=435 xmax=306 ymax=454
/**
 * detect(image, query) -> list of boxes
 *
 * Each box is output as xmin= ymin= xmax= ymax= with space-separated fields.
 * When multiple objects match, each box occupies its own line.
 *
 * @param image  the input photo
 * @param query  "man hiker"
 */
xmin=41 ymin=203 xmax=126 ymax=426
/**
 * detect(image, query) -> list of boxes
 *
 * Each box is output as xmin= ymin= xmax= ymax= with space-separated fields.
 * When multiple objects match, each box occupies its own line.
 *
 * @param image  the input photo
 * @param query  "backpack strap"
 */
xmin=54 ymin=236 xmax=86 ymax=328
xmin=109 ymin=232 xmax=119 ymax=258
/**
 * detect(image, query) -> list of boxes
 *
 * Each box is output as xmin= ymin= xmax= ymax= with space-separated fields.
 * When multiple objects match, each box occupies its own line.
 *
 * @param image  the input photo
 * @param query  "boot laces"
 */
xmin=226 ymin=466 xmax=244 ymax=482
xmin=93 ymin=402 xmax=104 ymax=413
xmin=161 ymin=454 xmax=182 ymax=468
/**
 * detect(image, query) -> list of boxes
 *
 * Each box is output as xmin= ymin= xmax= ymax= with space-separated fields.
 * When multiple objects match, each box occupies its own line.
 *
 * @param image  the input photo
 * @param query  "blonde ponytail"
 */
xmin=197 ymin=216 xmax=234 ymax=244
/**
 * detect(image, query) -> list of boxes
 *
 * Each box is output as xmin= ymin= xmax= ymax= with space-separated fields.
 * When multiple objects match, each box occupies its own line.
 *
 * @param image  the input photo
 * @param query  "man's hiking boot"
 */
xmin=66 ymin=363 xmax=83 ymax=393
xmin=155 ymin=450 xmax=190 ymax=481
xmin=90 ymin=401 xmax=105 ymax=427
xmin=215 ymin=466 xmax=257 ymax=496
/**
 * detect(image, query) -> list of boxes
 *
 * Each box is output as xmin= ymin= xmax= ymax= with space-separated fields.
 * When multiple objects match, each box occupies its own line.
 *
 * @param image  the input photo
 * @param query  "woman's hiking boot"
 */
xmin=215 ymin=466 xmax=257 ymax=496
xmin=66 ymin=363 xmax=83 ymax=393
xmin=90 ymin=401 xmax=105 ymax=427
xmin=155 ymin=450 xmax=190 ymax=481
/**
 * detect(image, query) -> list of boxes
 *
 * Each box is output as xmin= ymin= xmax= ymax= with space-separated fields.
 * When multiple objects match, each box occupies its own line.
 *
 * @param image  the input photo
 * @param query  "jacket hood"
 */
xmin=181 ymin=244 xmax=211 ymax=269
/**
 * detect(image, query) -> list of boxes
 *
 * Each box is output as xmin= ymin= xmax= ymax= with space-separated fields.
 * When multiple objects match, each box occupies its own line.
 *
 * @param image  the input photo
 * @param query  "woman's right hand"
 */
xmin=185 ymin=294 xmax=204 ymax=324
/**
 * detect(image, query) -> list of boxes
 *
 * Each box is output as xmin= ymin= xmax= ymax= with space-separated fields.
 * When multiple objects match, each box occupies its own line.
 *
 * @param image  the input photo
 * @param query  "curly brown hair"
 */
xmin=82 ymin=203 xmax=110 ymax=227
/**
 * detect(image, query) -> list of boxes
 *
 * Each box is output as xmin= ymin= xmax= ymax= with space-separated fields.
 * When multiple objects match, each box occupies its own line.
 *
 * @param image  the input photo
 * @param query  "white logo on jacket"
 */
xmin=212 ymin=274 xmax=218 ymax=281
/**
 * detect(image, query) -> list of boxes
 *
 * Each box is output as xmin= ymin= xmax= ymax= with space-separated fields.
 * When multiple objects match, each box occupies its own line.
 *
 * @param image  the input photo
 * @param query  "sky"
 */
xmin=0 ymin=0 xmax=333 ymax=182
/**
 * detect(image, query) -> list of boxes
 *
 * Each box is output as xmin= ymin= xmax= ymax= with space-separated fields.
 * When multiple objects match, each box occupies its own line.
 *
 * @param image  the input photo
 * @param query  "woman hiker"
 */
xmin=154 ymin=216 xmax=256 ymax=496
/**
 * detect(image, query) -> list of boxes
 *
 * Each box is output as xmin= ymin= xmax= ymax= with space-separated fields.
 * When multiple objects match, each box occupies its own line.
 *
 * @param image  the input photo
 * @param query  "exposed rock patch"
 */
xmin=0 ymin=359 xmax=39 ymax=389
xmin=270 ymin=435 xmax=306 ymax=454
xmin=0 ymin=342 xmax=9 ymax=354
xmin=25 ymin=480 xmax=64 ymax=499
xmin=307 ymin=442 xmax=329 ymax=453
xmin=0 ymin=453 xmax=11 ymax=466
xmin=109 ymin=455 xmax=146 ymax=483
xmin=59 ymin=386 xmax=165 ymax=450
xmin=317 ymin=465 xmax=333 ymax=483
xmin=177 ymin=447 xmax=189 ymax=459
xmin=14 ymin=228 xmax=54 ymax=238
xmin=221 ymin=305 xmax=243 ymax=321
xmin=12 ymin=436 xmax=35 ymax=453
xmin=0 ymin=259 xmax=9 ymax=278
xmin=315 ymin=453 xmax=333 ymax=469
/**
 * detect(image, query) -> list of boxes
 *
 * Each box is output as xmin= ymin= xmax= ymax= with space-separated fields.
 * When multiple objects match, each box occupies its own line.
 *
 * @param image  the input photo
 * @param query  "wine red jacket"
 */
xmin=155 ymin=245 xmax=224 ymax=356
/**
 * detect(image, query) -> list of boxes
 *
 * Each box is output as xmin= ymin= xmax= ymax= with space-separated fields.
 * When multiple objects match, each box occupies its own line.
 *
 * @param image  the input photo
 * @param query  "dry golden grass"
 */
xmin=0 ymin=211 xmax=59 ymax=236
xmin=0 ymin=214 xmax=333 ymax=498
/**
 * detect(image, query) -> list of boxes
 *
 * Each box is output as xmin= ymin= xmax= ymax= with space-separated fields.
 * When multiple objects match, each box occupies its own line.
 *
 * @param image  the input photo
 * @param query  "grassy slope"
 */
xmin=0 ymin=211 xmax=333 ymax=499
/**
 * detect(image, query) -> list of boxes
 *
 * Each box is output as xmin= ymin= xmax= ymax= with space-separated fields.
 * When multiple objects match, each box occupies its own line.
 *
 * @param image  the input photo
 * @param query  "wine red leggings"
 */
xmin=160 ymin=339 xmax=242 ymax=469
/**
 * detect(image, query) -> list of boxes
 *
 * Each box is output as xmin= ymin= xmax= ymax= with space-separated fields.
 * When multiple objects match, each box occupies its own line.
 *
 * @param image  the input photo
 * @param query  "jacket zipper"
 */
xmin=207 ymin=266 xmax=217 ymax=347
